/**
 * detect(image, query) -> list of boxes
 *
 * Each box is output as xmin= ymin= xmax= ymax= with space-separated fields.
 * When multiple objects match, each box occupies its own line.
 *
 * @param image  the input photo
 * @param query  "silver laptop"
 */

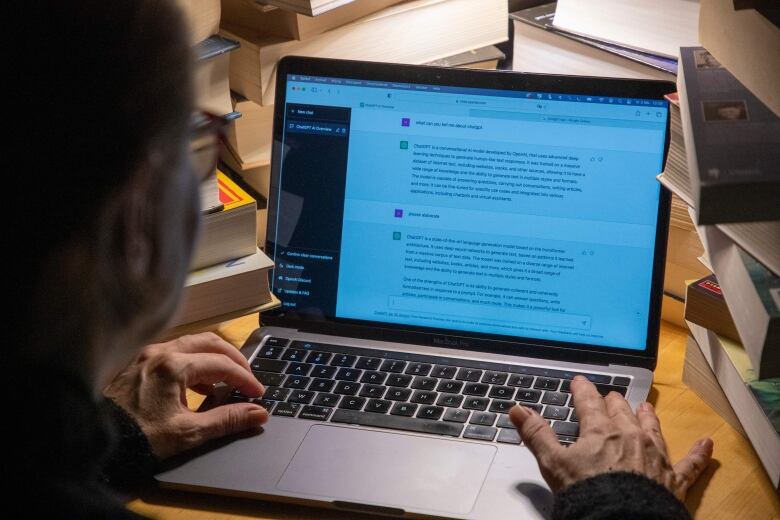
xmin=157 ymin=57 xmax=674 ymax=519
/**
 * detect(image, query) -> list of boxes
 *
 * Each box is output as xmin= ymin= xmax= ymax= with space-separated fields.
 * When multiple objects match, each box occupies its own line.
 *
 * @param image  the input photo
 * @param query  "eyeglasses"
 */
xmin=189 ymin=110 xmax=230 ymax=183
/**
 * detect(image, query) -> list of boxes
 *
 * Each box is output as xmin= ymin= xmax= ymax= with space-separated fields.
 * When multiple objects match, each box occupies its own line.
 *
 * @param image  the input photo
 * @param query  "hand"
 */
xmin=510 ymin=375 xmax=713 ymax=501
xmin=104 ymin=332 xmax=268 ymax=459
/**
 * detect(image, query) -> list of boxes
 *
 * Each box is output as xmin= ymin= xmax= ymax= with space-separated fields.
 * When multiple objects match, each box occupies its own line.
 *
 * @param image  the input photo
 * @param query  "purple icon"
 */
xmin=394 ymin=209 xmax=403 ymax=218
xmin=401 ymin=118 xmax=410 ymax=127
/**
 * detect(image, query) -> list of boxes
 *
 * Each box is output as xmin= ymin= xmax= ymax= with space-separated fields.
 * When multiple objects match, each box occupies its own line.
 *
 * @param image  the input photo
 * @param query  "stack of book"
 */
xmin=217 ymin=0 xmax=509 ymax=245
xmin=658 ymin=0 xmax=779 ymax=489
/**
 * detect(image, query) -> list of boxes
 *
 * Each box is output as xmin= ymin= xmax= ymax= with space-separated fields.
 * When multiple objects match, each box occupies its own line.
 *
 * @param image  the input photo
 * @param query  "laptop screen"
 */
xmin=268 ymin=71 xmax=669 ymax=353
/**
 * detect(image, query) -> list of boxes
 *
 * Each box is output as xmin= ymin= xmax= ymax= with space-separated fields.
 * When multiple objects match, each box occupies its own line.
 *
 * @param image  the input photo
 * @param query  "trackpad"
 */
xmin=277 ymin=425 xmax=496 ymax=515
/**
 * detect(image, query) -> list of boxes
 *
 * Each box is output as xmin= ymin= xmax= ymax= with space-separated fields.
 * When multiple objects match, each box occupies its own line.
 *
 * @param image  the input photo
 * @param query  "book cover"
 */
xmin=678 ymin=47 xmax=780 ymax=224
xmin=684 ymin=274 xmax=740 ymax=341
xmin=217 ymin=169 xmax=254 ymax=211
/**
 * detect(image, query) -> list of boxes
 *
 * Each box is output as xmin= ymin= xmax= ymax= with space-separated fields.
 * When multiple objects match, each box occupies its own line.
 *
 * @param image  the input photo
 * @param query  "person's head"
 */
xmin=11 ymin=0 xmax=200 ymax=390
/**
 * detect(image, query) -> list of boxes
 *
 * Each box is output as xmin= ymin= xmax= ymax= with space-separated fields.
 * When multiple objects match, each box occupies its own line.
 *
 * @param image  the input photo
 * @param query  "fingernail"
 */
xmin=639 ymin=402 xmax=653 ymax=412
xmin=510 ymin=404 xmax=529 ymax=417
xmin=248 ymin=408 xmax=268 ymax=425
xmin=573 ymin=375 xmax=586 ymax=382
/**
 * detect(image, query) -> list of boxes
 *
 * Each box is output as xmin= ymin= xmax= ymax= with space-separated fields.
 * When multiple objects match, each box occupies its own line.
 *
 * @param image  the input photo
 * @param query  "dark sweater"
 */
xmin=15 ymin=373 xmax=689 ymax=519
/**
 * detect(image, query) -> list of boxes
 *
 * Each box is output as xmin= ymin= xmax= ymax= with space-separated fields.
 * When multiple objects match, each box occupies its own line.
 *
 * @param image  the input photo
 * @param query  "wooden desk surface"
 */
xmin=128 ymin=317 xmax=780 ymax=519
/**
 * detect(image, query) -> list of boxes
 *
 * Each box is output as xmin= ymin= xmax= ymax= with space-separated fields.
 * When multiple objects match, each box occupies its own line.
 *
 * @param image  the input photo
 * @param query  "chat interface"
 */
xmin=271 ymin=74 xmax=668 ymax=351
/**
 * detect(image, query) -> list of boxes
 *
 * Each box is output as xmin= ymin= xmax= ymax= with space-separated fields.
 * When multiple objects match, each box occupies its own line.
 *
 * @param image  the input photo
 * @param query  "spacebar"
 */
xmin=331 ymin=409 xmax=464 ymax=437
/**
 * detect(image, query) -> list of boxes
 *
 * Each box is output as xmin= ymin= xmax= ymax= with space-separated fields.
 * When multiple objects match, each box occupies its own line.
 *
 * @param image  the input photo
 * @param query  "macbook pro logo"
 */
xmin=432 ymin=336 xmax=471 ymax=348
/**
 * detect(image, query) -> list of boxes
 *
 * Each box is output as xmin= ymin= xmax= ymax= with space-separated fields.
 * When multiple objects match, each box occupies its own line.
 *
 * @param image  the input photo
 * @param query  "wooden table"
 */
xmin=127 ymin=317 xmax=780 ymax=519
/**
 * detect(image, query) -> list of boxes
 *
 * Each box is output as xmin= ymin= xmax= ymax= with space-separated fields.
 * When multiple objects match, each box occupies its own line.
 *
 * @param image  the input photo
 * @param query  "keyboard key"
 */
xmin=542 ymin=405 xmax=570 ymax=421
xmin=252 ymin=371 xmax=285 ymax=387
xmin=334 ymin=381 xmax=360 ymax=395
xmin=355 ymin=357 xmax=382 ymax=370
xmin=570 ymin=409 xmax=579 ymax=422
xmin=456 ymin=368 xmax=483 ymax=382
xmin=335 ymin=368 xmax=362 ymax=382
xmin=507 ymin=374 xmax=534 ymax=388
xmin=283 ymin=376 xmax=311 ymax=389
xmin=264 ymin=337 xmax=290 ymax=347
xmin=516 ymin=389 xmax=542 ymax=403
xmin=612 ymin=376 xmax=631 ymax=387
xmin=253 ymin=398 xmax=276 ymax=412
xmin=331 ymin=409 xmax=463 ymax=437
xmin=462 ymin=383 xmax=489 ymax=396
xmin=386 ymin=388 xmax=413 ymax=401
xmin=308 ymin=378 xmax=335 ymax=392
xmin=251 ymin=359 xmax=287 ymax=373
xmin=594 ymin=384 xmax=628 ymax=397
xmin=305 ymin=351 xmax=332 ymax=365
xmin=380 ymin=359 xmax=407 ymax=373
xmin=257 ymin=345 xmax=284 ymax=359
xmin=411 ymin=376 xmax=438 ymax=390
xmin=558 ymin=436 xmax=577 ymax=446
xmin=463 ymin=397 xmax=490 ymax=410
xmin=339 ymin=396 xmax=366 ymax=410
xmin=310 ymin=365 xmax=337 ymax=379
xmin=522 ymin=403 xmax=544 ymax=414
xmin=366 ymin=399 xmax=392 ymax=414
xmin=285 ymin=362 xmax=313 ymax=376
xmin=360 ymin=371 xmax=387 ymax=385
xmin=299 ymin=405 xmax=333 ymax=421
xmin=432 ymin=365 xmax=457 ymax=379
xmin=411 ymin=391 xmax=437 ymax=405
xmin=496 ymin=414 xmax=514 ymax=428
xmin=436 ymin=393 xmax=464 ymax=408
xmin=288 ymin=390 xmax=315 ymax=404
xmin=534 ymin=377 xmax=560 ymax=390
xmin=553 ymin=421 xmax=580 ymax=437
xmin=560 ymin=380 xmax=571 ymax=393
xmin=405 ymin=363 xmax=432 ymax=376
xmin=386 ymin=374 xmax=413 ymax=387
xmin=282 ymin=349 xmax=308 ymax=362
xmin=443 ymin=408 xmax=470 ymax=423
xmin=264 ymin=387 xmax=290 ymax=401
xmin=230 ymin=389 xmax=251 ymax=401
xmin=482 ymin=371 xmax=508 ymax=385
xmin=390 ymin=402 xmax=418 ymax=417
xmin=272 ymin=402 xmax=300 ymax=417
xmin=437 ymin=380 xmax=464 ymax=393
xmin=313 ymin=393 xmax=340 ymax=407
xmin=497 ymin=428 xmax=521 ymax=444
xmin=359 ymin=384 xmax=387 ymax=399
xmin=463 ymin=425 xmax=497 ymax=441
xmin=331 ymin=354 xmax=357 ymax=367
xmin=470 ymin=412 xmax=497 ymax=426
xmin=489 ymin=400 xmax=515 ymax=414
xmin=542 ymin=391 xmax=569 ymax=406
xmin=488 ymin=386 xmax=515 ymax=399
xmin=417 ymin=405 xmax=444 ymax=420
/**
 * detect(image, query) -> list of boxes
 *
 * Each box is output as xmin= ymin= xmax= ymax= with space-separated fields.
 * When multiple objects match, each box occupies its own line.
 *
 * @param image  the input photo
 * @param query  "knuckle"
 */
xmin=150 ymin=352 xmax=180 ymax=378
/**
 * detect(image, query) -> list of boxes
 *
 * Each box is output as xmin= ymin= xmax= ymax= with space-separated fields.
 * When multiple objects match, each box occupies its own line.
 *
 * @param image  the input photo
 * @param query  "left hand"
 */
xmin=104 ymin=332 xmax=268 ymax=459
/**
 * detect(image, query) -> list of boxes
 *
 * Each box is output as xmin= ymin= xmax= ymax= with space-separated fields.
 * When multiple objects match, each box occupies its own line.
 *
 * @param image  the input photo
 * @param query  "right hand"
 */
xmin=510 ymin=375 xmax=713 ymax=501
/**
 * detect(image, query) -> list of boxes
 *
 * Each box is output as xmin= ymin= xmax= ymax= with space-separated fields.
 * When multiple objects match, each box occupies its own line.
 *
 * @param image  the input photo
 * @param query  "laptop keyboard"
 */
xmin=229 ymin=337 xmax=631 ymax=446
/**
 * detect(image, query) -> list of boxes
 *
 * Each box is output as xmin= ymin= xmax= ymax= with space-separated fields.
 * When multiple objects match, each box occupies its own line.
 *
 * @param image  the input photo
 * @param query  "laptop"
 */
xmin=157 ymin=56 xmax=674 ymax=519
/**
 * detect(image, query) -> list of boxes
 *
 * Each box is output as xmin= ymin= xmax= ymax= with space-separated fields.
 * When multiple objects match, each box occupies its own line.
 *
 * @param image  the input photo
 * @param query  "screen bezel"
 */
xmin=263 ymin=56 xmax=674 ymax=371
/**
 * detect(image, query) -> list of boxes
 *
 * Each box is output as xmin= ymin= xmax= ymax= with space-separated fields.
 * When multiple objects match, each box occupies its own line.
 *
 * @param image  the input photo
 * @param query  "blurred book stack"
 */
xmin=658 ymin=0 xmax=779 ymax=489
xmin=217 ymin=0 xmax=509 ymax=246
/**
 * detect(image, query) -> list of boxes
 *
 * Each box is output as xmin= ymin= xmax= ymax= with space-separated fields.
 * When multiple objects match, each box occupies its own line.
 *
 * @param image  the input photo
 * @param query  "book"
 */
xmin=511 ymin=10 xmax=673 ymax=81
xmin=677 ymin=47 xmax=780 ymax=224
xmin=717 ymin=221 xmax=780 ymax=277
xmin=425 ymin=45 xmax=505 ymax=70
xmin=194 ymin=35 xmax=241 ymax=116
xmin=684 ymin=275 xmax=741 ymax=342
xmin=552 ymin=0 xmax=700 ymax=60
xmin=699 ymin=0 xmax=780 ymax=118
xmin=221 ymin=0 xmax=406 ymax=40
xmin=174 ymin=0 xmax=221 ymax=45
xmin=687 ymin=321 xmax=780 ymax=488
xmin=258 ymin=0 xmax=357 ymax=17
xmin=225 ymin=93 xmax=275 ymax=171
xmin=170 ymin=248 xmax=274 ymax=329
xmin=663 ymin=224 xmax=711 ymax=300
xmin=191 ymin=170 xmax=258 ymax=271
xmin=222 ymin=0 xmax=509 ymax=106
xmin=219 ymin=156 xmax=270 ymax=247
xmin=697 ymin=223 xmax=780 ymax=379
xmin=198 ymin=170 xmax=222 ymax=214
xmin=683 ymin=334 xmax=746 ymax=435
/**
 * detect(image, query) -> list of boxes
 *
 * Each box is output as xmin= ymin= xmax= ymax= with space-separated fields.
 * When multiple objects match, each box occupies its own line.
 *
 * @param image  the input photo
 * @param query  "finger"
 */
xmin=673 ymin=438 xmax=713 ymax=497
xmin=570 ymin=375 xmax=609 ymax=435
xmin=178 ymin=353 xmax=264 ymax=397
xmin=510 ymin=405 xmax=562 ymax=463
xmin=636 ymin=402 xmax=668 ymax=456
xmin=172 ymin=333 xmax=251 ymax=371
xmin=187 ymin=402 xmax=269 ymax=448
xmin=604 ymin=391 xmax=638 ymax=425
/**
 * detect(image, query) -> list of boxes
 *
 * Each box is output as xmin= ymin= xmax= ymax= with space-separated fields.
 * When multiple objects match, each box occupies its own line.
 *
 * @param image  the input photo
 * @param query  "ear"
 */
xmin=120 ymin=161 xmax=156 ymax=280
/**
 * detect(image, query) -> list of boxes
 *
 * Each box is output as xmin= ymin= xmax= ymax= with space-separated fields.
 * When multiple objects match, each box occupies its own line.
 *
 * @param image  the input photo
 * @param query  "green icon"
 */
xmin=393 ymin=232 xmax=402 ymax=240
xmin=400 ymin=141 xmax=408 ymax=149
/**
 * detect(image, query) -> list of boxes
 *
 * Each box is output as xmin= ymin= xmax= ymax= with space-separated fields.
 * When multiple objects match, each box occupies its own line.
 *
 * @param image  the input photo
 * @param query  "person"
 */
xmin=10 ymin=1 xmax=712 ymax=518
